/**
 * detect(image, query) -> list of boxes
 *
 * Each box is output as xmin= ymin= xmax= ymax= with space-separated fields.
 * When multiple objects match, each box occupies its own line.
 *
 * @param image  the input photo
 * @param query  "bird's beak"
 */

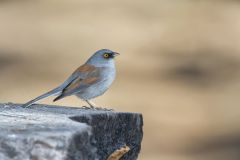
xmin=113 ymin=52 xmax=120 ymax=57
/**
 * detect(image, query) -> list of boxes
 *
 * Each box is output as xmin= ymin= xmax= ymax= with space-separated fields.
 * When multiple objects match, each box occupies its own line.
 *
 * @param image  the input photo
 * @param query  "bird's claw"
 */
xmin=81 ymin=106 xmax=114 ymax=111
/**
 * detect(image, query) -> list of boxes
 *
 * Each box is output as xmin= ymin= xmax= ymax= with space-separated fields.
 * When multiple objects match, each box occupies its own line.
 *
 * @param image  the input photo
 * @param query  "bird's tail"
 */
xmin=21 ymin=87 xmax=62 ymax=108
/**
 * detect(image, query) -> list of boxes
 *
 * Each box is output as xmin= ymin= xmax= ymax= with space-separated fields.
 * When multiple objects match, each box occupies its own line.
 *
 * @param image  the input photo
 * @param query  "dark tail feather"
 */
xmin=21 ymin=87 xmax=62 ymax=108
xmin=53 ymin=94 xmax=64 ymax=102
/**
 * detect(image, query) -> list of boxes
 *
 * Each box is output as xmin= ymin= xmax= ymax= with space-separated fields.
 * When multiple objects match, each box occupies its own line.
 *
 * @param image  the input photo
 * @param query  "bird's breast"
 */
xmin=77 ymin=67 xmax=116 ymax=100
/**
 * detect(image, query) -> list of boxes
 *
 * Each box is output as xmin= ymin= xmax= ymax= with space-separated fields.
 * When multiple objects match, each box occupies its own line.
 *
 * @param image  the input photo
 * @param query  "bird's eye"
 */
xmin=103 ymin=53 xmax=110 ymax=58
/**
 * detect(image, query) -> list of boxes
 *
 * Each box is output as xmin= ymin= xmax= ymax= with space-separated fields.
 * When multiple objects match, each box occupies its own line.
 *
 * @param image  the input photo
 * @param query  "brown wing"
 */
xmin=53 ymin=64 xmax=101 ymax=102
xmin=72 ymin=64 xmax=96 ymax=75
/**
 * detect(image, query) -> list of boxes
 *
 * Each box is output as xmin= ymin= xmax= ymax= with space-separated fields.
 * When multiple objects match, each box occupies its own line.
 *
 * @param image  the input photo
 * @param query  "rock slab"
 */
xmin=0 ymin=103 xmax=143 ymax=160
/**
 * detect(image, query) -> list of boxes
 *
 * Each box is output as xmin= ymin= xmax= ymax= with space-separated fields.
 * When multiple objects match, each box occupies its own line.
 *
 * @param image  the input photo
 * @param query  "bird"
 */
xmin=21 ymin=49 xmax=119 ymax=108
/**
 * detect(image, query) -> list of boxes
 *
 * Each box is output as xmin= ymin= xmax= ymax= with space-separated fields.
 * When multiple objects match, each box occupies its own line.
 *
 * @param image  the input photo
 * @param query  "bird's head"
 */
xmin=86 ymin=49 xmax=120 ymax=67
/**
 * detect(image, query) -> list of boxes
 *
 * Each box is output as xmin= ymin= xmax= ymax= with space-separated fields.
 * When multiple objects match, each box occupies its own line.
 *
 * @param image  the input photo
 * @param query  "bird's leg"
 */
xmin=85 ymin=100 xmax=97 ymax=109
xmin=84 ymin=100 xmax=114 ymax=111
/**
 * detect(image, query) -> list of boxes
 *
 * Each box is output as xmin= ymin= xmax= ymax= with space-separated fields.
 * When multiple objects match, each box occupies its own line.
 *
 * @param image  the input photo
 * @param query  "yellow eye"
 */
xmin=103 ymin=53 xmax=109 ymax=58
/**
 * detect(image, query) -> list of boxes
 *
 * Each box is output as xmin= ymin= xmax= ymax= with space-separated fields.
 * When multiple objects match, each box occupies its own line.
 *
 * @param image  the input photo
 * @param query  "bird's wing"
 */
xmin=53 ymin=64 xmax=101 ymax=101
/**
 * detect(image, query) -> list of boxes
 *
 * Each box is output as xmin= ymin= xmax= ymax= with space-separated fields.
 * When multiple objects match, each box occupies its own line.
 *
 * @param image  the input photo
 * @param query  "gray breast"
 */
xmin=76 ymin=67 xmax=116 ymax=100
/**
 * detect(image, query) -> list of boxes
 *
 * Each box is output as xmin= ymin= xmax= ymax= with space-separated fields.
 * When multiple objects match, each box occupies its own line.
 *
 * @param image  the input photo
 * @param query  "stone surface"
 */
xmin=0 ymin=103 xmax=143 ymax=160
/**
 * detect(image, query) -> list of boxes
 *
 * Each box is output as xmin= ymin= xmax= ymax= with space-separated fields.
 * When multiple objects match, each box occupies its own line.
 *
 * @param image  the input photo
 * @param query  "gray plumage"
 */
xmin=21 ymin=49 xmax=119 ymax=108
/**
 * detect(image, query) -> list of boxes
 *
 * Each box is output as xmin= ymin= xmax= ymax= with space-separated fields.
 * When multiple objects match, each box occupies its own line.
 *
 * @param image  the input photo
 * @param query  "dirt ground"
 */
xmin=1 ymin=0 xmax=240 ymax=159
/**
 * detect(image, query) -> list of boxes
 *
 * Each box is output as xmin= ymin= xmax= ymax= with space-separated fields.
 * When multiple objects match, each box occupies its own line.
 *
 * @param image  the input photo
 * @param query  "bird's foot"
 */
xmin=81 ymin=106 xmax=114 ymax=111
xmin=84 ymin=100 xmax=114 ymax=111
xmin=81 ymin=106 xmax=93 ymax=110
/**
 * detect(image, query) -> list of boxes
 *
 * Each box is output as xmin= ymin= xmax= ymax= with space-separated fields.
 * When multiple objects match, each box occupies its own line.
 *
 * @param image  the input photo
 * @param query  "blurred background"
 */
xmin=1 ymin=0 xmax=240 ymax=159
